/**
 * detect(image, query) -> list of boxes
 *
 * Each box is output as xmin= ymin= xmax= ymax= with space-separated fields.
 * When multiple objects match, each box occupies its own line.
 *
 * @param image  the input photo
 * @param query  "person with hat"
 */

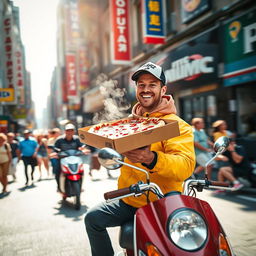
xmin=84 ymin=62 xmax=196 ymax=256
xmin=19 ymin=130 xmax=38 ymax=186
xmin=50 ymin=123 xmax=89 ymax=191
xmin=212 ymin=120 xmax=235 ymax=142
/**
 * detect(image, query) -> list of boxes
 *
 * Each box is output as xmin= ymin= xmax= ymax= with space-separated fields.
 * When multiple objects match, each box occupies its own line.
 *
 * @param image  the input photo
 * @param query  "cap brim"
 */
xmin=131 ymin=70 xmax=151 ymax=81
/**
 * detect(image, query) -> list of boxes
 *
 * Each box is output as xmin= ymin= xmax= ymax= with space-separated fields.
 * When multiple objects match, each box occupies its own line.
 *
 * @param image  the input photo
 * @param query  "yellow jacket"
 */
xmin=118 ymin=111 xmax=196 ymax=208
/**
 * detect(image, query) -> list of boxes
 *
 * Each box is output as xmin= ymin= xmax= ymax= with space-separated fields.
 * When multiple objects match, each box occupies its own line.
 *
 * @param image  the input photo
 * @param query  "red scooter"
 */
xmin=98 ymin=136 xmax=235 ymax=256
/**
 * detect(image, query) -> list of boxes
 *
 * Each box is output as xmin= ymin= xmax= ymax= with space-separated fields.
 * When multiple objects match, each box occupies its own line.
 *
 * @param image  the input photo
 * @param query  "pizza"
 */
xmin=88 ymin=117 xmax=166 ymax=139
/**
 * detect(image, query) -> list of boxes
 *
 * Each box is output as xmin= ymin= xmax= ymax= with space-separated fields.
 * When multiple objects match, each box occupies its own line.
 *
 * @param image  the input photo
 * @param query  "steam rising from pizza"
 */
xmin=88 ymin=118 xmax=166 ymax=139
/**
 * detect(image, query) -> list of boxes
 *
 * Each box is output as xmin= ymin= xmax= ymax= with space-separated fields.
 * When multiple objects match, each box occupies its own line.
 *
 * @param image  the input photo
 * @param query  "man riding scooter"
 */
xmin=84 ymin=62 xmax=196 ymax=256
xmin=50 ymin=123 xmax=90 ymax=198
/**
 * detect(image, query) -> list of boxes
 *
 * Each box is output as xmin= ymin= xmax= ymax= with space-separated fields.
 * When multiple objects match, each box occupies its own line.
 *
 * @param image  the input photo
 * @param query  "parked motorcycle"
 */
xmin=57 ymin=149 xmax=84 ymax=210
xmin=98 ymin=136 xmax=236 ymax=256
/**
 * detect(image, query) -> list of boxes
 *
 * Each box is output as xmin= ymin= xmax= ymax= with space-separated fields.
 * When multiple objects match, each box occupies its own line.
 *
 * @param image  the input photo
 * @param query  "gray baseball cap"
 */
xmin=131 ymin=62 xmax=166 ymax=85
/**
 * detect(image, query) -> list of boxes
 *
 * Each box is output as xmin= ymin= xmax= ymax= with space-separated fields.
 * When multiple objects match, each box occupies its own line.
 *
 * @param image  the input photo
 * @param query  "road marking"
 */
xmin=236 ymin=195 xmax=256 ymax=202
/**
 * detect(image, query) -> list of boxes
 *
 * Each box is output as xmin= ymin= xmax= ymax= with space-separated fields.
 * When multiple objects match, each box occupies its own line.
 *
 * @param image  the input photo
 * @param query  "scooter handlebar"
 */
xmin=104 ymin=187 xmax=132 ymax=200
xmin=209 ymin=180 xmax=230 ymax=187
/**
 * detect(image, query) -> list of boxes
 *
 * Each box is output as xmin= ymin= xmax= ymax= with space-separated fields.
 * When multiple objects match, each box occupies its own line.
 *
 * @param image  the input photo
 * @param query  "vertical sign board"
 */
xmin=78 ymin=45 xmax=89 ymax=91
xmin=65 ymin=53 xmax=78 ymax=98
xmin=3 ymin=13 xmax=17 ymax=104
xmin=110 ymin=0 xmax=132 ymax=64
xmin=65 ymin=0 xmax=80 ymax=47
xmin=14 ymin=43 xmax=25 ymax=104
xmin=223 ymin=10 xmax=256 ymax=86
xmin=142 ymin=0 xmax=166 ymax=44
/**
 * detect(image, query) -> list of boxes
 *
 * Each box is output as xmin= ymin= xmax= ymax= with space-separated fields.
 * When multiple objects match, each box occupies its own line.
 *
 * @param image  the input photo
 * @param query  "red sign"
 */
xmin=65 ymin=53 xmax=77 ymax=97
xmin=3 ymin=17 xmax=14 ymax=89
xmin=110 ymin=0 xmax=131 ymax=64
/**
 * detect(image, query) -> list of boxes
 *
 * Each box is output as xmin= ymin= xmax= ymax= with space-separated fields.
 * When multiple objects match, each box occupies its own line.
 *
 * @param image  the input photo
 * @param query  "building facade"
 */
xmin=0 ymin=0 xmax=34 ymax=132
xmin=53 ymin=0 xmax=255 ymax=137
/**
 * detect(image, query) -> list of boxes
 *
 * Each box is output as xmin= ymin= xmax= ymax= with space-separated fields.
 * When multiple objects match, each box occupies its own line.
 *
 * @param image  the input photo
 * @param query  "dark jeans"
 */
xmin=22 ymin=156 xmax=37 ymax=184
xmin=84 ymin=199 xmax=137 ymax=256
xmin=54 ymin=160 xmax=61 ymax=190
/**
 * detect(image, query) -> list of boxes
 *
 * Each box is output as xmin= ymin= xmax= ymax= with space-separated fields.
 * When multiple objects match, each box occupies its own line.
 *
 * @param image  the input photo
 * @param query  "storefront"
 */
xmin=222 ymin=8 xmax=256 ymax=137
xmin=162 ymin=26 xmax=220 ymax=131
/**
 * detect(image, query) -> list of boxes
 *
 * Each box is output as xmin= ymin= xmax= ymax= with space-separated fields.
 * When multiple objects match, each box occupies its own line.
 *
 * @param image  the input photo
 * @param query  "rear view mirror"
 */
xmin=213 ymin=136 xmax=230 ymax=154
xmin=98 ymin=148 xmax=123 ymax=170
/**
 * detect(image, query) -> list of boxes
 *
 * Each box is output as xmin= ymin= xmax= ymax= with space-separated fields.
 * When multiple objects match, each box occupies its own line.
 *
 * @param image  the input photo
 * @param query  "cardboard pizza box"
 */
xmin=78 ymin=118 xmax=180 ymax=154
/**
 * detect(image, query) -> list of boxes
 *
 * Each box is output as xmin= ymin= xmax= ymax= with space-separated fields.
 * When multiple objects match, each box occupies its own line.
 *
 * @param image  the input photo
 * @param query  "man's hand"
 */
xmin=79 ymin=147 xmax=91 ymax=155
xmin=122 ymin=146 xmax=154 ymax=165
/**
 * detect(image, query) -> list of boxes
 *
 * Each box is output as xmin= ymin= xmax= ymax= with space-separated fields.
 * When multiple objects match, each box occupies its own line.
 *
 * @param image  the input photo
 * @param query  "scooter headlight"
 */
xmin=167 ymin=208 xmax=207 ymax=251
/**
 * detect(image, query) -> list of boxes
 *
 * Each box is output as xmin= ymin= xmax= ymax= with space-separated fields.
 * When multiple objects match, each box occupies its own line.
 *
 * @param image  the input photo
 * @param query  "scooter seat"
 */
xmin=119 ymin=220 xmax=134 ymax=250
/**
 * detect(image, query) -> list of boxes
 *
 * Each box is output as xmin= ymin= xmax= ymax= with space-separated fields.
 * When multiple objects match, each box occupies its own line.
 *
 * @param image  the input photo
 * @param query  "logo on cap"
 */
xmin=143 ymin=63 xmax=157 ymax=70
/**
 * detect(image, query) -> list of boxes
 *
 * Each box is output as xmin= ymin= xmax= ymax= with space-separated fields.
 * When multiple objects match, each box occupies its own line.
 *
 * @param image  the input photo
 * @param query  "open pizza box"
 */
xmin=78 ymin=117 xmax=180 ymax=154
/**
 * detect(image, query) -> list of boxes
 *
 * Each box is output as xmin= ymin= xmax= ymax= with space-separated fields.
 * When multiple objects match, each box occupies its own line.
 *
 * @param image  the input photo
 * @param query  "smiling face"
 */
xmin=135 ymin=73 xmax=167 ymax=112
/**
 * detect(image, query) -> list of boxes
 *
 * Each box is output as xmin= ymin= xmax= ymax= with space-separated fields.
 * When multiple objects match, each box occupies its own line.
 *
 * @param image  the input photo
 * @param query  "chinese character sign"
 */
xmin=142 ymin=0 xmax=165 ymax=44
xmin=110 ymin=0 xmax=132 ymax=64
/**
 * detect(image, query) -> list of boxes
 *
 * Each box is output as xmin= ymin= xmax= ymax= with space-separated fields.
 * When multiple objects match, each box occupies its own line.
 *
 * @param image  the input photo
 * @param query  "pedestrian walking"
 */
xmin=7 ymin=132 xmax=21 ymax=181
xmin=19 ymin=130 xmax=38 ymax=186
xmin=36 ymin=134 xmax=50 ymax=179
xmin=0 ymin=133 xmax=12 ymax=193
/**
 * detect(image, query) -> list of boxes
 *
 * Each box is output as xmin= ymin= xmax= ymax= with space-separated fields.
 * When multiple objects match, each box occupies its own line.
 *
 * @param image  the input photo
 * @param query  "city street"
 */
xmin=1 ymin=162 xmax=256 ymax=256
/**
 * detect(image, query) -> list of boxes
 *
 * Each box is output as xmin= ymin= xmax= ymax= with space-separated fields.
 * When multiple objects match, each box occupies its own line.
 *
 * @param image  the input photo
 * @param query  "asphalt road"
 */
xmin=0 ymin=162 xmax=122 ymax=256
xmin=1 ymin=162 xmax=256 ymax=256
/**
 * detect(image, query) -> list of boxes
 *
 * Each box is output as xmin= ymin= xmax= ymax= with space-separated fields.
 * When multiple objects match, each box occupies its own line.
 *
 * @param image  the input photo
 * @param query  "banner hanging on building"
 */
xmin=3 ymin=13 xmax=17 ymax=104
xmin=65 ymin=53 xmax=78 ymax=98
xmin=222 ymin=9 xmax=256 ymax=87
xmin=65 ymin=0 xmax=80 ymax=48
xmin=142 ymin=0 xmax=165 ymax=44
xmin=14 ymin=43 xmax=25 ymax=105
xmin=110 ymin=0 xmax=132 ymax=64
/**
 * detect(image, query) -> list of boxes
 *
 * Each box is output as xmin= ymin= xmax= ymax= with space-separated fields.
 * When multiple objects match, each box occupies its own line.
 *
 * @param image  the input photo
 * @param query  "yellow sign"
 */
xmin=0 ymin=88 xmax=15 ymax=102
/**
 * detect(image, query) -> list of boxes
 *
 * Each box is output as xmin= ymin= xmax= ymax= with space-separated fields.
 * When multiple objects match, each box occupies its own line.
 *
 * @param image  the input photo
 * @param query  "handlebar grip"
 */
xmin=104 ymin=187 xmax=132 ymax=200
xmin=209 ymin=180 xmax=230 ymax=187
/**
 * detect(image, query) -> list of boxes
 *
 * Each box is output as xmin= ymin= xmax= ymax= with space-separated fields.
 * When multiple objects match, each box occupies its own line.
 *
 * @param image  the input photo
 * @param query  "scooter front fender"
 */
xmin=134 ymin=195 xmax=225 ymax=256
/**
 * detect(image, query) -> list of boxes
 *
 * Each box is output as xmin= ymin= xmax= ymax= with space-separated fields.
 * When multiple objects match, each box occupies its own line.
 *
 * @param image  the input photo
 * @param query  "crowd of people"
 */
xmin=0 ymin=124 xmax=104 ymax=195
xmin=192 ymin=118 xmax=253 ymax=194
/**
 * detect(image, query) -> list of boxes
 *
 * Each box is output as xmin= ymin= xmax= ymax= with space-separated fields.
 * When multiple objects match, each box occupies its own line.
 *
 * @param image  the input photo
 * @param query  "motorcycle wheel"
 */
xmin=73 ymin=182 xmax=81 ymax=210
xmin=75 ymin=194 xmax=81 ymax=210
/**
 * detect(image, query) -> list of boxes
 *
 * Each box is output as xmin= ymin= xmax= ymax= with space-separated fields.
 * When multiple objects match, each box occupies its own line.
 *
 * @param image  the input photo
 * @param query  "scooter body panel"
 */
xmin=59 ymin=151 xmax=84 ymax=197
xmin=134 ymin=194 xmax=224 ymax=256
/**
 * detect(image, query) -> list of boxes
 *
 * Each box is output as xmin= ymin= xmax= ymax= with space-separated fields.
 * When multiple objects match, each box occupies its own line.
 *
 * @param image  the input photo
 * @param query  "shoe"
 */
xmin=213 ymin=189 xmax=226 ymax=195
xmin=232 ymin=183 xmax=244 ymax=191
